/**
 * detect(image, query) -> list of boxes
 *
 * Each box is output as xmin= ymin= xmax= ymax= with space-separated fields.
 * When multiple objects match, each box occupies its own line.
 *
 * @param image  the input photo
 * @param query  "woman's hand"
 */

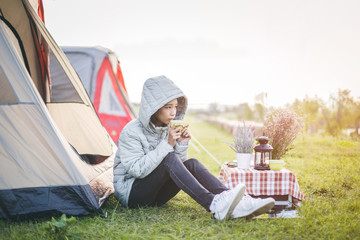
xmin=178 ymin=124 xmax=191 ymax=143
xmin=168 ymin=124 xmax=182 ymax=147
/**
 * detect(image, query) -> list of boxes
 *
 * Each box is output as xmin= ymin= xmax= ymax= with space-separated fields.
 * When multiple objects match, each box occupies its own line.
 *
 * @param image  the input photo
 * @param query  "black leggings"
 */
xmin=128 ymin=152 xmax=228 ymax=211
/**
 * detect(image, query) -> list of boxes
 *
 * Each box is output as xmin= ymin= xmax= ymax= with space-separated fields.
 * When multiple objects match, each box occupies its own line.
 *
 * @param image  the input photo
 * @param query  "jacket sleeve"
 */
xmin=118 ymin=130 xmax=174 ymax=179
xmin=174 ymin=141 xmax=189 ymax=162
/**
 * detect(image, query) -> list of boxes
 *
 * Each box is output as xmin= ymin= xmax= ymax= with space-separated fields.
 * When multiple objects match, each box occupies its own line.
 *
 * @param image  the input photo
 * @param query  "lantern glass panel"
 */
xmin=253 ymin=136 xmax=272 ymax=170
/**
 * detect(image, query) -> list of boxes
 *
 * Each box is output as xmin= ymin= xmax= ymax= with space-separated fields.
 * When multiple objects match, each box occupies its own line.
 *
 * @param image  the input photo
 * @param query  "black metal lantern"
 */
xmin=254 ymin=136 xmax=272 ymax=170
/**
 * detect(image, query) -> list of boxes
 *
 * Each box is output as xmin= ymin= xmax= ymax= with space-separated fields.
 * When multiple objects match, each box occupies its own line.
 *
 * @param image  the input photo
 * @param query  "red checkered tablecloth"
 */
xmin=219 ymin=164 xmax=305 ymax=201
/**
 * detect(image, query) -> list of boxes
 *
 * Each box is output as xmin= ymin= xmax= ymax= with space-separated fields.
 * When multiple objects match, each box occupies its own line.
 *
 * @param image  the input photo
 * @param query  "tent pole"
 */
xmin=190 ymin=135 xmax=222 ymax=166
xmin=189 ymin=141 xmax=201 ymax=153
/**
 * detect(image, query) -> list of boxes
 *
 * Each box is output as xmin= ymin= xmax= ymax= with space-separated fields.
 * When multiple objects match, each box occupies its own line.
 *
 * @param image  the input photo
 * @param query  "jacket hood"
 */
xmin=139 ymin=76 xmax=187 ymax=131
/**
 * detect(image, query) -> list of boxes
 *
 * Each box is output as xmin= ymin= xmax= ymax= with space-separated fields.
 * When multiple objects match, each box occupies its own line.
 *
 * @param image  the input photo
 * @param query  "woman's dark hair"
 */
xmin=150 ymin=110 xmax=160 ymax=125
xmin=176 ymin=97 xmax=186 ymax=116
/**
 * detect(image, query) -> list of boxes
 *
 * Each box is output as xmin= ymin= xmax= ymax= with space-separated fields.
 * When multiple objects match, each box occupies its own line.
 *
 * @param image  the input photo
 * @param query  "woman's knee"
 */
xmin=164 ymin=152 xmax=177 ymax=161
xmin=183 ymin=158 xmax=202 ymax=170
xmin=163 ymin=152 xmax=182 ymax=166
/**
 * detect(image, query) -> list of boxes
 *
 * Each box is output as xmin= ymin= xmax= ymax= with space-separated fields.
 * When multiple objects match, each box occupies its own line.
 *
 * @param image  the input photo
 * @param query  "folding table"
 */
xmin=218 ymin=164 xmax=305 ymax=211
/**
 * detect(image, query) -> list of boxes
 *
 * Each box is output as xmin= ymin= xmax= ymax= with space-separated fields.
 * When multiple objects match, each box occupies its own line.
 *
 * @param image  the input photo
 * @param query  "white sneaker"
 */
xmin=231 ymin=195 xmax=275 ymax=219
xmin=210 ymin=184 xmax=246 ymax=220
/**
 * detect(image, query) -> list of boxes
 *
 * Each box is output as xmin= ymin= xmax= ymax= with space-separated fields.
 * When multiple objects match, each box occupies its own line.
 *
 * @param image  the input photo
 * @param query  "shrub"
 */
xmin=225 ymin=121 xmax=256 ymax=153
xmin=263 ymin=108 xmax=303 ymax=159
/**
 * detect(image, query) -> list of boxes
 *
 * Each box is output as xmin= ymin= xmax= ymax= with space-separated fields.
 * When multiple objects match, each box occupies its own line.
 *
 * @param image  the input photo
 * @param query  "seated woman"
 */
xmin=113 ymin=76 xmax=274 ymax=220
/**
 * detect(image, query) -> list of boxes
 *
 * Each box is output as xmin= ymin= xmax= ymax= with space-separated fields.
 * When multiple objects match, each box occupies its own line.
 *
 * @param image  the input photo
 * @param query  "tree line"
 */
xmin=210 ymin=89 xmax=360 ymax=139
xmin=291 ymin=89 xmax=360 ymax=138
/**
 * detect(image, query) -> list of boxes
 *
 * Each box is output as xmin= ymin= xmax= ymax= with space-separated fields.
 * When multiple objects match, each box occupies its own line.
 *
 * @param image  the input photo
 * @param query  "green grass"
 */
xmin=1 ymin=116 xmax=360 ymax=239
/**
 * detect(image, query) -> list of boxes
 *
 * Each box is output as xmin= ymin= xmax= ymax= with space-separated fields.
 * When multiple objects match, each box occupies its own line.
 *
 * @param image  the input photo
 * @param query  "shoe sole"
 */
xmin=222 ymin=184 xmax=246 ymax=220
xmin=232 ymin=199 xmax=275 ymax=219
xmin=246 ymin=200 xmax=275 ymax=219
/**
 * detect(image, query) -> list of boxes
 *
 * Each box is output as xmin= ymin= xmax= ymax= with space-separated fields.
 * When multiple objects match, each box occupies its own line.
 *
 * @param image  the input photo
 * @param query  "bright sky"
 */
xmin=43 ymin=0 xmax=360 ymax=107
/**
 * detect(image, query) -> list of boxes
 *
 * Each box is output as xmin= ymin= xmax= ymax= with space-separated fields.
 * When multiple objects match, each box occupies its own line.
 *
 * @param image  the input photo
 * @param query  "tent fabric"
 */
xmin=23 ymin=0 xmax=114 ymax=156
xmin=0 ymin=68 xmax=18 ymax=103
xmin=94 ymin=57 xmax=133 ymax=143
xmin=0 ymin=185 xmax=100 ymax=219
xmin=62 ymin=46 xmax=137 ymax=144
xmin=0 ymin=0 xmax=115 ymax=219
xmin=47 ymin=103 xmax=113 ymax=156
xmin=23 ymin=0 xmax=116 ymax=181
xmin=0 ymin=22 xmax=38 ymax=104
xmin=49 ymin=50 xmax=84 ymax=103
xmin=0 ymin=21 xmax=99 ymax=218
xmin=62 ymin=47 xmax=107 ymax=100
xmin=28 ymin=0 xmax=44 ymax=23
xmin=93 ymin=57 xmax=130 ymax=118
xmin=0 ymin=0 xmax=45 ymax=98
xmin=115 ymin=64 xmax=127 ymax=94
xmin=97 ymin=70 xmax=127 ymax=117
xmin=0 ymin=105 xmax=88 ymax=188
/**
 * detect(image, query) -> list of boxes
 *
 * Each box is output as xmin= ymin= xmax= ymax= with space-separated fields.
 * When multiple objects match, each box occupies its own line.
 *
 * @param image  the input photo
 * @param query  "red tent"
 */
xmin=62 ymin=46 xmax=137 ymax=144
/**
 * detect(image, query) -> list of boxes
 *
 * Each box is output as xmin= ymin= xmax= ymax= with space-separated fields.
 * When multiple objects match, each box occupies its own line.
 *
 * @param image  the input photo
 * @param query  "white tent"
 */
xmin=0 ymin=0 xmax=115 ymax=219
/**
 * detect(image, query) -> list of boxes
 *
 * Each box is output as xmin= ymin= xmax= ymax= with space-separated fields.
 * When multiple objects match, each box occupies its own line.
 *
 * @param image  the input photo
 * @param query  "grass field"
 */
xmin=1 ymin=116 xmax=360 ymax=239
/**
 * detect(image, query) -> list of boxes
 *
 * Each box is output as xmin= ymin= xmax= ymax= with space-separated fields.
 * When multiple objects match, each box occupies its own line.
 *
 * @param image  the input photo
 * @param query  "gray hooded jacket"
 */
xmin=113 ymin=76 xmax=188 ymax=207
